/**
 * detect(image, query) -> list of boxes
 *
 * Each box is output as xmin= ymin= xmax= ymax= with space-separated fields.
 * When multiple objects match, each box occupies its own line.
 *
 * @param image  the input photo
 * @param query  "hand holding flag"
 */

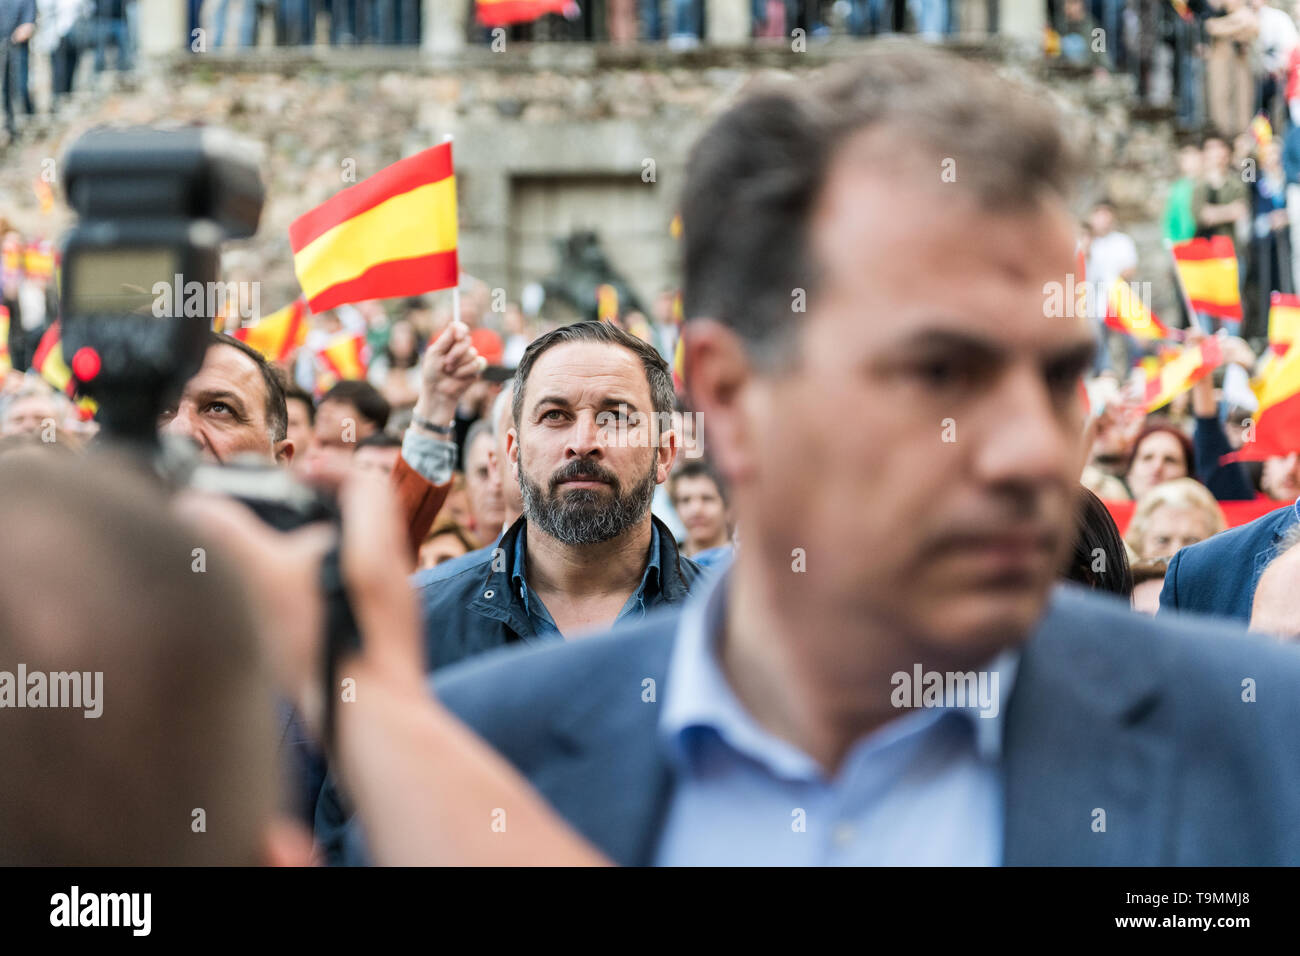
xmin=413 ymin=321 xmax=487 ymax=428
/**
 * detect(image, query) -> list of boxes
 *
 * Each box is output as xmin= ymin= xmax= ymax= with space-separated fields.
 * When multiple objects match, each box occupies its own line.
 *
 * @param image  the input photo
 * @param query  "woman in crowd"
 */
xmin=368 ymin=317 xmax=424 ymax=409
xmin=1124 ymin=476 xmax=1228 ymax=561
xmin=1124 ymin=422 xmax=1197 ymax=501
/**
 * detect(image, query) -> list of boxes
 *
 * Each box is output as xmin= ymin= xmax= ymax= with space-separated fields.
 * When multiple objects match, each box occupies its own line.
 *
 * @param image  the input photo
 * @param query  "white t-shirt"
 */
xmin=1086 ymin=230 xmax=1138 ymax=320
xmin=1257 ymin=6 xmax=1299 ymax=74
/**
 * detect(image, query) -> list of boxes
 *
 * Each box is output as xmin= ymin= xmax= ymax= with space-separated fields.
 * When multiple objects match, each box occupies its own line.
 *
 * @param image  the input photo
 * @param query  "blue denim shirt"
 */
xmin=511 ymin=521 xmax=664 ymax=639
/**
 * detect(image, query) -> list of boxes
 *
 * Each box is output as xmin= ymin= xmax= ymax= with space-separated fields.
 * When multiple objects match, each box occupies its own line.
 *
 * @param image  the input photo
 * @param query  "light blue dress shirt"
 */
xmin=655 ymin=570 xmax=1019 ymax=866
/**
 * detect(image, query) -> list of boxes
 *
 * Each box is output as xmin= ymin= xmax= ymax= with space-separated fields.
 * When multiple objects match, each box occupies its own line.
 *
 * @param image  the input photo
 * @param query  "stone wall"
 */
xmin=0 ymin=39 xmax=1186 ymax=319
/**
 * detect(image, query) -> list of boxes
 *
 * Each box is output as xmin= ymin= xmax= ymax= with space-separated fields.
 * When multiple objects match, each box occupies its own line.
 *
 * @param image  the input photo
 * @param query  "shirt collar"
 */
xmin=511 ymin=520 xmax=663 ymax=614
xmin=659 ymin=568 xmax=1019 ymax=779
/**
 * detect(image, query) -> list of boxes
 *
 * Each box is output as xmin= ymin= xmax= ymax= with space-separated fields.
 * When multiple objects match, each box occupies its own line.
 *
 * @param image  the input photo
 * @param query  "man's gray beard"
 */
xmin=519 ymin=452 xmax=659 ymax=546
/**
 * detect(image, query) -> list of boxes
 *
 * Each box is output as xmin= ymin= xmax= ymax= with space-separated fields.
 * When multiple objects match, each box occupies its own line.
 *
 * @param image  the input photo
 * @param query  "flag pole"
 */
xmin=1166 ymin=238 xmax=1196 ymax=342
xmin=443 ymin=132 xmax=461 ymax=328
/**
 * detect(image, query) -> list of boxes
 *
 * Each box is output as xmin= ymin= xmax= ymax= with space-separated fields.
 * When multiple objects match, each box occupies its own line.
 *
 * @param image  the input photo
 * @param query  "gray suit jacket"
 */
xmin=423 ymin=584 xmax=1300 ymax=865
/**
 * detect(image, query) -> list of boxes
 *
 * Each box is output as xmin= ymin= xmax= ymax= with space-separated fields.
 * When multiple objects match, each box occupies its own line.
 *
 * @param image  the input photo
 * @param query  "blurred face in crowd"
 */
xmin=388 ymin=320 xmax=417 ymax=364
xmin=285 ymin=397 xmax=314 ymax=458
xmin=1204 ymin=138 xmax=1230 ymax=175
xmin=443 ymin=480 xmax=473 ymax=529
xmin=1087 ymin=204 xmax=1115 ymax=237
xmin=313 ymin=398 xmax=376 ymax=465
xmin=465 ymin=429 xmax=505 ymax=546
xmin=1127 ymin=431 xmax=1188 ymax=500
xmin=487 ymin=385 xmax=524 ymax=524
xmin=353 ymin=443 xmax=400 ymax=476
xmin=1178 ymin=145 xmax=1202 ymax=180
xmin=1262 ymin=451 xmax=1300 ymax=501
xmin=160 ymin=343 xmax=290 ymax=465
xmin=510 ymin=341 xmax=675 ymax=546
xmin=672 ymin=473 xmax=729 ymax=552
xmin=1139 ymin=504 xmax=1216 ymax=560
xmin=418 ymin=529 xmax=472 ymax=570
xmin=690 ymin=144 xmax=1091 ymax=658
xmin=2 ymin=391 xmax=62 ymax=436
xmin=504 ymin=303 xmax=526 ymax=337
xmin=1131 ymin=577 xmax=1163 ymax=615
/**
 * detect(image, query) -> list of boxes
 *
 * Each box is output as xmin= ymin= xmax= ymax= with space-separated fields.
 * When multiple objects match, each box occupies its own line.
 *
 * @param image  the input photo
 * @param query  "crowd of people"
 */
xmin=3 ymin=42 xmax=1300 ymax=868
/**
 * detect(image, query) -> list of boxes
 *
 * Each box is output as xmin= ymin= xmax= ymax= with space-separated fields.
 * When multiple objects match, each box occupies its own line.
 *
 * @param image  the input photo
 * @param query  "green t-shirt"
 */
xmin=1163 ymin=177 xmax=1197 ymax=243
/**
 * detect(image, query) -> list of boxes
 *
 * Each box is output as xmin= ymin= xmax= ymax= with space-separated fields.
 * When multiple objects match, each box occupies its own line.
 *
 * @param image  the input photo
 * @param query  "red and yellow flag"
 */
xmin=596 ymin=283 xmax=619 ymax=323
xmin=1251 ymin=113 xmax=1274 ymax=148
xmin=23 ymin=240 xmax=55 ymax=283
xmin=33 ymin=178 xmax=54 ymax=215
xmin=1105 ymin=279 xmax=1171 ymax=340
xmin=1231 ymin=336 xmax=1300 ymax=460
xmin=1269 ymin=292 xmax=1300 ymax=356
xmin=315 ymin=332 xmax=369 ymax=394
xmin=476 ymin=0 xmax=572 ymax=27
xmin=1172 ymin=236 xmax=1242 ymax=321
xmin=1143 ymin=336 xmax=1222 ymax=412
xmin=31 ymin=321 xmax=98 ymax=419
xmin=290 ymin=143 xmax=458 ymax=315
xmin=233 ymin=298 xmax=308 ymax=363
xmin=32 ymin=322 xmax=73 ymax=395
xmin=0 ymin=305 xmax=10 ymax=376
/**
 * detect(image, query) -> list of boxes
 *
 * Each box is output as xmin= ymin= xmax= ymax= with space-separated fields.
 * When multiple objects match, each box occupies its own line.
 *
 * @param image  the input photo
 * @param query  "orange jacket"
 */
xmin=392 ymin=454 xmax=450 ymax=565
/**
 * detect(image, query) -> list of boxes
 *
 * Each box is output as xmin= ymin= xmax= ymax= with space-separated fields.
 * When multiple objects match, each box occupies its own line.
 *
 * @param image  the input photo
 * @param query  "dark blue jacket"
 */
xmin=415 ymin=513 xmax=704 ymax=671
xmin=339 ymin=585 xmax=1300 ymax=865
xmin=1159 ymin=498 xmax=1297 ymax=623
xmin=315 ymin=513 xmax=705 ymax=860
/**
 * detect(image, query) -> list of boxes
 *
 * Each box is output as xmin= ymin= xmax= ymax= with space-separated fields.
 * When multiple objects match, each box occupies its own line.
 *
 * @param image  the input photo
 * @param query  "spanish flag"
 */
xmin=1143 ymin=336 xmax=1222 ymax=412
xmin=672 ymin=332 xmax=685 ymax=393
xmin=476 ymin=0 xmax=571 ymax=27
xmin=32 ymin=322 xmax=73 ymax=395
xmin=1172 ymin=236 xmax=1242 ymax=321
xmin=24 ymin=240 xmax=55 ymax=283
xmin=1251 ymin=113 xmax=1273 ymax=148
xmin=1231 ymin=336 xmax=1300 ymax=460
xmin=0 ymin=305 xmax=10 ymax=376
xmin=233 ymin=298 xmax=308 ymax=363
xmin=30 ymin=322 xmax=98 ymax=419
xmin=596 ymin=284 xmax=619 ymax=323
xmin=290 ymin=143 xmax=458 ymax=315
xmin=315 ymin=332 xmax=369 ymax=394
xmin=1105 ymin=279 xmax=1171 ymax=340
xmin=1269 ymin=292 xmax=1300 ymax=356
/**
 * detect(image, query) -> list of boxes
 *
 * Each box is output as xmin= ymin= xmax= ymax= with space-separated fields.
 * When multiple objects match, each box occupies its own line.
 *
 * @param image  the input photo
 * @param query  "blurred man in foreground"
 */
xmin=416 ymin=46 xmax=1300 ymax=865
xmin=0 ymin=451 xmax=601 ymax=865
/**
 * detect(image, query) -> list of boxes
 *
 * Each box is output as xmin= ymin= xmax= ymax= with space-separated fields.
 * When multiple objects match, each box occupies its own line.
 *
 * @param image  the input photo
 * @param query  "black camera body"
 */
xmin=59 ymin=127 xmax=361 ymax=708
xmin=60 ymin=126 xmax=263 ymax=448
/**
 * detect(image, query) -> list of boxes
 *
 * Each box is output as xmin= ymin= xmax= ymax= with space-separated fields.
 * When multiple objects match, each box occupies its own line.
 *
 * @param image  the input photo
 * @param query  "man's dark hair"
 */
xmin=282 ymin=380 xmax=316 ymax=426
xmin=207 ymin=331 xmax=288 ymax=443
xmin=0 ymin=452 xmax=276 ymax=864
xmin=356 ymin=431 xmax=401 ymax=450
xmin=321 ymin=379 xmax=391 ymax=432
xmin=669 ymin=458 xmax=729 ymax=508
xmin=679 ymin=44 xmax=1080 ymax=370
xmin=512 ymin=321 xmax=675 ymax=431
